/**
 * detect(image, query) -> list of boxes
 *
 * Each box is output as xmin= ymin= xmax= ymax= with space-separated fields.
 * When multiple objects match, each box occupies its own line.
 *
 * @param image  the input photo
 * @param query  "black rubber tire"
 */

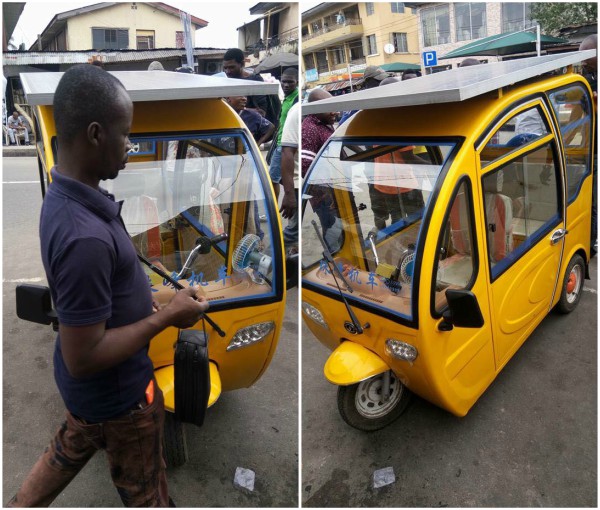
xmin=163 ymin=412 xmax=188 ymax=468
xmin=337 ymin=372 xmax=411 ymax=432
xmin=556 ymin=253 xmax=585 ymax=314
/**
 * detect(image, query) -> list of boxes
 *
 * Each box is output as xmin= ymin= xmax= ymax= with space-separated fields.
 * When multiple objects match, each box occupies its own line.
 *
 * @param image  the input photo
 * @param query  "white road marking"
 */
xmin=3 ymin=181 xmax=39 ymax=184
xmin=4 ymin=278 xmax=43 ymax=283
xmin=583 ymin=286 xmax=597 ymax=294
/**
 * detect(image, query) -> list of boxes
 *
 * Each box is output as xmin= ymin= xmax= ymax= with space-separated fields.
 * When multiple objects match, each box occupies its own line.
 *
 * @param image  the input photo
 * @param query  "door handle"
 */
xmin=550 ymin=228 xmax=568 ymax=245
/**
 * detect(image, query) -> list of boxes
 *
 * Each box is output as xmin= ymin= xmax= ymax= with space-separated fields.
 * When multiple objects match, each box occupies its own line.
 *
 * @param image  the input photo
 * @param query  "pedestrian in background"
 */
xmin=279 ymin=101 xmax=300 ymax=254
xmin=226 ymin=95 xmax=275 ymax=147
xmin=301 ymin=88 xmax=336 ymax=177
xmin=223 ymin=48 xmax=271 ymax=120
xmin=6 ymin=111 xmax=30 ymax=145
xmin=339 ymin=65 xmax=387 ymax=125
xmin=269 ymin=67 xmax=299 ymax=199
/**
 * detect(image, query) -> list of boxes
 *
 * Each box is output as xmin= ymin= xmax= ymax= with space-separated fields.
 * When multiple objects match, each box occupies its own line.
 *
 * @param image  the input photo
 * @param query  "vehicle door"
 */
xmin=476 ymin=100 xmax=565 ymax=368
xmin=547 ymin=81 xmax=595 ymax=258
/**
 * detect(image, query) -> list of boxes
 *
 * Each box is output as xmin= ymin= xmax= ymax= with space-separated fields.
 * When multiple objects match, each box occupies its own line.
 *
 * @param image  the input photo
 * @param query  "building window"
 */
xmin=92 ymin=28 xmax=129 ymax=49
xmin=455 ymin=3 xmax=486 ymax=42
xmin=502 ymin=3 xmax=534 ymax=33
xmin=391 ymin=2 xmax=404 ymax=14
xmin=392 ymin=32 xmax=408 ymax=53
xmin=421 ymin=5 xmax=450 ymax=47
xmin=136 ymin=30 xmax=155 ymax=50
xmin=366 ymin=34 xmax=378 ymax=55
xmin=349 ymin=39 xmax=365 ymax=62
xmin=331 ymin=47 xmax=345 ymax=66
xmin=316 ymin=50 xmax=328 ymax=73
xmin=366 ymin=3 xmax=375 ymax=16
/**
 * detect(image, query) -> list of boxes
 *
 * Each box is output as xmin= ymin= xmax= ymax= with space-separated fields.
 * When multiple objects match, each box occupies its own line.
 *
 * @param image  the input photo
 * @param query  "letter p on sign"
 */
xmin=423 ymin=51 xmax=437 ymax=67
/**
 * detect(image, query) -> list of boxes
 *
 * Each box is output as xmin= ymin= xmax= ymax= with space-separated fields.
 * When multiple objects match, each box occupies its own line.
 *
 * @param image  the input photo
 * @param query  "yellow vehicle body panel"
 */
xmin=304 ymin=71 xmax=594 ymax=417
xmin=148 ymin=298 xmax=285 ymax=392
xmin=324 ymin=341 xmax=390 ymax=386
xmin=155 ymin=361 xmax=222 ymax=412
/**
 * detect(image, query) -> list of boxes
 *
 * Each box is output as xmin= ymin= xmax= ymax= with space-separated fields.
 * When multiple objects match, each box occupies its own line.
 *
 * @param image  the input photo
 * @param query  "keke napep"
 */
xmin=17 ymin=71 xmax=297 ymax=465
xmin=301 ymin=51 xmax=596 ymax=431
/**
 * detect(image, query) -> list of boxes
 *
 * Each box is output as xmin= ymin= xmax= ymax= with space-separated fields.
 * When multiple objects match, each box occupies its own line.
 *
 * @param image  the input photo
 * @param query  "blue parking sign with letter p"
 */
xmin=423 ymin=51 xmax=437 ymax=67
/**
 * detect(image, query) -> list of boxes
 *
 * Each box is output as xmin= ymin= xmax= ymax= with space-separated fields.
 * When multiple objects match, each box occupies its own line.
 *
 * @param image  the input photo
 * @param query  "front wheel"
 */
xmin=163 ymin=412 xmax=188 ymax=468
xmin=337 ymin=371 xmax=411 ymax=431
xmin=556 ymin=253 xmax=585 ymax=314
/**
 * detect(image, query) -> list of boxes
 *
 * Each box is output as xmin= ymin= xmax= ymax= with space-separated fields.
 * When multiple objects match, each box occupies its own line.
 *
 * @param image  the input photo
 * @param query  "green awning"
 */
xmin=440 ymin=30 xmax=568 ymax=59
xmin=357 ymin=62 xmax=421 ymax=73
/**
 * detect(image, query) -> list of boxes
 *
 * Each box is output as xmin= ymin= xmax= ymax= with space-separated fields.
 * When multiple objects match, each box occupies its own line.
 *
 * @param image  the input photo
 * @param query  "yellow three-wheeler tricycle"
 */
xmin=301 ymin=51 xmax=595 ymax=431
xmin=17 ymin=70 xmax=297 ymax=464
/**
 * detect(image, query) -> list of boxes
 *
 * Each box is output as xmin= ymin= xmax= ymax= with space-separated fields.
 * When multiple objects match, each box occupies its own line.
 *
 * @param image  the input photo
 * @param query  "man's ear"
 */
xmin=86 ymin=122 xmax=103 ymax=147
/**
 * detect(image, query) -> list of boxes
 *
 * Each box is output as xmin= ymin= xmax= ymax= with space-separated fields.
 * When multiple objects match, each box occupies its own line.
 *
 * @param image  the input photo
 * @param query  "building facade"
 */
xmin=301 ymin=2 xmax=420 ymax=91
xmin=238 ymin=2 xmax=300 ymax=66
xmin=417 ymin=2 xmax=535 ymax=72
xmin=32 ymin=2 xmax=207 ymax=51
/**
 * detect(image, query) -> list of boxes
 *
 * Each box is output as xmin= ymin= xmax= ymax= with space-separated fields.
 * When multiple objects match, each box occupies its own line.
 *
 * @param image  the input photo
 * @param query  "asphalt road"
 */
xmin=302 ymin=230 xmax=597 ymax=505
xmin=2 ymin=157 xmax=299 ymax=507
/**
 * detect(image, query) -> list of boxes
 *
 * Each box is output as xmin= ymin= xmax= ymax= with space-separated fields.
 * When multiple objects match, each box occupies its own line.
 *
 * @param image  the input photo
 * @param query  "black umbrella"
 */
xmin=253 ymin=52 xmax=299 ymax=74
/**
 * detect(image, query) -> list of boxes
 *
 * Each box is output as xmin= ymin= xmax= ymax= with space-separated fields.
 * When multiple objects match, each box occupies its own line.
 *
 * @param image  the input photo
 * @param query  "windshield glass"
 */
xmin=103 ymin=133 xmax=278 ymax=306
xmin=302 ymin=139 xmax=455 ymax=321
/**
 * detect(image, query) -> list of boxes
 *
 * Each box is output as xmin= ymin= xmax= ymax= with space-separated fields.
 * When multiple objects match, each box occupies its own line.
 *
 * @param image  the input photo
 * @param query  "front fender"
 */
xmin=155 ymin=361 xmax=222 ymax=412
xmin=324 ymin=342 xmax=390 ymax=386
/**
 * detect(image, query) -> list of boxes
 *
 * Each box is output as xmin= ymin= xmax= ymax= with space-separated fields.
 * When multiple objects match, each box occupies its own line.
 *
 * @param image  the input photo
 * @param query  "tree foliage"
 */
xmin=530 ymin=3 xmax=597 ymax=35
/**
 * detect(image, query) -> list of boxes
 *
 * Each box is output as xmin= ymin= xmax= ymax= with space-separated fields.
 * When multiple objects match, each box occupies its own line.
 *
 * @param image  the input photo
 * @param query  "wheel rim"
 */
xmin=566 ymin=263 xmax=583 ymax=303
xmin=355 ymin=372 xmax=403 ymax=419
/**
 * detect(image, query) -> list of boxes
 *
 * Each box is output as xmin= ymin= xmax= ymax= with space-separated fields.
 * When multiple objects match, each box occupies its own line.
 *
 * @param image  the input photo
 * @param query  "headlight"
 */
xmin=385 ymin=338 xmax=418 ymax=362
xmin=302 ymin=302 xmax=329 ymax=329
xmin=227 ymin=321 xmax=275 ymax=351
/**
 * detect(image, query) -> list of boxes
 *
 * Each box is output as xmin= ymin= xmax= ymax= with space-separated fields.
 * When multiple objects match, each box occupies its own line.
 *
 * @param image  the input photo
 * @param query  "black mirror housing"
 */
xmin=16 ymin=284 xmax=58 ymax=328
xmin=444 ymin=289 xmax=484 ymax=329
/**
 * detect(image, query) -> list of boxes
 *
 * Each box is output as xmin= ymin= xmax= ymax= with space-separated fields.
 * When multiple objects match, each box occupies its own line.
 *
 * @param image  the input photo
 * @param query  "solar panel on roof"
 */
xmin=302 ymin=51 xmax=596 ymax=115
xmin=20 ymin=70 xmax=280 ymax=106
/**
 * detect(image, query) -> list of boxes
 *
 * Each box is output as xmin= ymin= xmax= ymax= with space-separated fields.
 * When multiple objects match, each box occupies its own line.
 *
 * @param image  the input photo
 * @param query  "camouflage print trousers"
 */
xmin=7 ymin=386 xmax=169 ymax=507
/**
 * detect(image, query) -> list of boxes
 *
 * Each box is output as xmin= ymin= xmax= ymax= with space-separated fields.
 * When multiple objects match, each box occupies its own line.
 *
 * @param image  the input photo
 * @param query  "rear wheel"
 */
xmin=163 ymin=412 xmax=188 ymax=468
xmin=337 ymin=371 xmax=411 ymax=431
xmin=556 ymin=253 xmax=585 ymax=314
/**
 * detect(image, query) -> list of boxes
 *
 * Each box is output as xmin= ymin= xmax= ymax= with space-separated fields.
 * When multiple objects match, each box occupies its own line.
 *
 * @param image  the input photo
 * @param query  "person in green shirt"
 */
xmin=269 ymin=67 xmax=299 ymax=199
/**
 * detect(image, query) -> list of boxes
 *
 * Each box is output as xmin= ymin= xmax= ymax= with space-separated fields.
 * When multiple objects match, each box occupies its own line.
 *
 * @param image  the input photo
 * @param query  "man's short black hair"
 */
xmin=223 ymin=48 xmax=245 ymax=64
xmin=281 ymin=67 xmax=298 ymax=80
xmin=53 ymin=64 xmax=128 ymax=143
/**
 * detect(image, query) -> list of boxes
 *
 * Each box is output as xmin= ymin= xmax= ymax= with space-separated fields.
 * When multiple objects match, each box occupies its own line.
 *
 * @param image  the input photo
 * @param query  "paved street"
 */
xmin=302 ymin=230 xmax=597 ymax=506
xmin=2 ymin=157 xmax=299 ymax=507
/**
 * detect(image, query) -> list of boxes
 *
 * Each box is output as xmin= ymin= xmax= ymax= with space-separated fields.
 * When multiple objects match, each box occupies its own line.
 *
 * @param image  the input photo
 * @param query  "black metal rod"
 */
xmin=137 ymin=254 xmax=227 ymax=338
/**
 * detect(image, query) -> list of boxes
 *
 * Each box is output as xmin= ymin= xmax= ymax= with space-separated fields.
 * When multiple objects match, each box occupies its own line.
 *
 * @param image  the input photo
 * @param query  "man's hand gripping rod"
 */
xmin=137 ymin=253 xmax=226 ymax=337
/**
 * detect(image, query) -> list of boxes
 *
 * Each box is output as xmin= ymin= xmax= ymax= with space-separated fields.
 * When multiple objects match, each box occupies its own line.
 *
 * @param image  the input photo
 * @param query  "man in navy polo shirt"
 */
xmin=8 ymin=64 xmax=208 ymax=507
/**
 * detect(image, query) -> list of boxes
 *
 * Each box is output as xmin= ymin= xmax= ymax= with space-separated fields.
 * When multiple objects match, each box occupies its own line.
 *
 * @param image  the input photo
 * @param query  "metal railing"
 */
xmin=302 ymin=18 xmax=362 ymax=42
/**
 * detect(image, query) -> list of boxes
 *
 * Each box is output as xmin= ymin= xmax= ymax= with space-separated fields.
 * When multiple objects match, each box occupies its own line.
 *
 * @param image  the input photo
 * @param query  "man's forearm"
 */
xmin=60 ymin=288 xmax=207 ymax=378
xmin=280 ymin=145 xmax=297 ymax=193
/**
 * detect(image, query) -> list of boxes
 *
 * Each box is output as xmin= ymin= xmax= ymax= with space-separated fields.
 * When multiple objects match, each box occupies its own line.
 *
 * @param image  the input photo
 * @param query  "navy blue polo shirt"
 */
xmin=40 ymin=168 xmax=154 ymax=422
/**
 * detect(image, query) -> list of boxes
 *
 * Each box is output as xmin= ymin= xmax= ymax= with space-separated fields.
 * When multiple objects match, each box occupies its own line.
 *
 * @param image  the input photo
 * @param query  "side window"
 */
xmin=548 ymin=85 xmax=592 ymax=202
xmin=434 ymin=180 xmax=476 ymax=313
xmin=482 ymin=144 xmax=560 ymax=279
xmin=480 ymin=106 xmax=549 ymax=166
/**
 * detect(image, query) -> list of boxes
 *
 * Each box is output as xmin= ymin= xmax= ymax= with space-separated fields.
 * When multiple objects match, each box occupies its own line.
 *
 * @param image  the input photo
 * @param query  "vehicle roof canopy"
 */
xmin=20 ymin=70 xmax=280 ymax=106
xmin=302 ymin=51 xmax=596 ymax=115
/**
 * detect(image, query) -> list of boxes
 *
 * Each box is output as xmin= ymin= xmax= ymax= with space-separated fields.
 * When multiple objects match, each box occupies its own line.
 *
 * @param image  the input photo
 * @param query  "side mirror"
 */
xmin=286 ymin=253 xmax=299 ymax=290
xmin=16 ymin=284 xmax=58 ymax=330
xmin=438 ymin=289 xmax=484 ymax=331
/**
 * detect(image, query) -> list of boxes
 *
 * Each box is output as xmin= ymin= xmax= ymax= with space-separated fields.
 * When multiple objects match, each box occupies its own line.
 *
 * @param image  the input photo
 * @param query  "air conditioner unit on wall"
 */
xmin=206 ymin=61 xmax=221 ymax=74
